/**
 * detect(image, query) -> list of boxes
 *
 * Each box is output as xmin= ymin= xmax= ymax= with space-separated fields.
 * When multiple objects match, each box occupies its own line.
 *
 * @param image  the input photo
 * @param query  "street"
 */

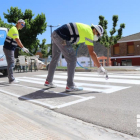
xmin=0 ymin=70 xmax=140 ymax=139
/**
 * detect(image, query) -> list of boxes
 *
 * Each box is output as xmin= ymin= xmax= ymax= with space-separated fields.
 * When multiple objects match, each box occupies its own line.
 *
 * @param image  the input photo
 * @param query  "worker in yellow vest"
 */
xmin=44 ymin=22 xmax=106 ymax=91
xmin=3 ymin=19 xmax=29 ymax=84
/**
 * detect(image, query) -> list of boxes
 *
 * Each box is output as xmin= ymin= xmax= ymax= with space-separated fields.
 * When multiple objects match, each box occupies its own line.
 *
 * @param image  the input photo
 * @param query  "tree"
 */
xmin=39 ymin=39 xmax=49 ymax=58
xmin=0 ymin=17 xmax=12 ymax=28
xmin=98 ymin=15 xmax=125 ymax=66
xmin=3 ymin=7 xmax=47 ymax=55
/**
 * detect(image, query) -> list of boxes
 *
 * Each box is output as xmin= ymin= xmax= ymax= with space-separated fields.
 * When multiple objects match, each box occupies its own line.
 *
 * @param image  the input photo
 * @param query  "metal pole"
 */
xmin=90 ymin=56 xmax=92 ymax=68
xmin=47 ymin=24 xmax=60 ymax=57
xmin=50 ymin=25 xmax=52 ymax=49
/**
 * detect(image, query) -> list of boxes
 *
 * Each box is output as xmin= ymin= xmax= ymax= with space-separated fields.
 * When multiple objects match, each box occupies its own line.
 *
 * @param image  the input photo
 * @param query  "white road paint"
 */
xmin=35 ymin=75 xmax=140 ymax=85
xmin=16 ymin=77 xmax=130 ymax=94
xmin=59 ymin=73 xmax=140 ymax=79
xmin=0 ymin=84 xmax=95 ymax=109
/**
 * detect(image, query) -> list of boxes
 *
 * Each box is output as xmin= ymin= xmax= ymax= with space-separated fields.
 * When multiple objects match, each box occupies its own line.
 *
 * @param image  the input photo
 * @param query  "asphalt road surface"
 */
xmin=0 ymin=70 xmax=140 ymax=138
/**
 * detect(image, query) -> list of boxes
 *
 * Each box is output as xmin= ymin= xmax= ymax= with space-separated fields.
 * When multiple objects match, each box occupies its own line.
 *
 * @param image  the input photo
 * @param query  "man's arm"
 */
xmin=87 ymin=45 xmax=100 ymax=67
xmin=15 ymin=38 xmax=24 ymax=48
xmin=15 ymin=38 xmax=29 ymax=53
xmin=87 ymin=45 xmax=107 ymax=77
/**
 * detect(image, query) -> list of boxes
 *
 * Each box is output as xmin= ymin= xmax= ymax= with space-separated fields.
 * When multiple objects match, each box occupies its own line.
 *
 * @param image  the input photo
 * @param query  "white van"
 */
xmin=0 ymin=27 xmax=8 ymax=76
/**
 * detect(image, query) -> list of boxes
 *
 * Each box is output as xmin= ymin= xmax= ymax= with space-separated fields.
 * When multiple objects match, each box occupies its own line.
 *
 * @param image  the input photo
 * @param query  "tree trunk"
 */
xmin=107 ymin=47 xmax=110 ymax=66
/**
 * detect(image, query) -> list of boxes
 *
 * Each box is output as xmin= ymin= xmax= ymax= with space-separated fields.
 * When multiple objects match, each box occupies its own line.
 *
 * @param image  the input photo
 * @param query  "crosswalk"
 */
xmin=15 ymin=72 xmax=140 ymax=94
xmin=0 ymin=72 xmax=140 ymax=109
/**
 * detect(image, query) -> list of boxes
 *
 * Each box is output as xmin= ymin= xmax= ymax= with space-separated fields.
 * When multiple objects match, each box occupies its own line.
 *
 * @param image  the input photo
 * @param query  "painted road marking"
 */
xmin=16 ymin=77 xmax=130 ymax=94
xmin=35 ymin=75 xmax=140 ymax=85
xmin=59 ymin=73 xmax=140 ymax=79
xmin=0 ymin=85 xmax=95 ymax=109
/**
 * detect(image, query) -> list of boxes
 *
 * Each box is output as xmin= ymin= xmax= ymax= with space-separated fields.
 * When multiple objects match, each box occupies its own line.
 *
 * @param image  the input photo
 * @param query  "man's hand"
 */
xmin=97 ymin=66 xmax=106 ymax=75
xmin=98 ymin=66 xmax=109 ymax=79
xmin=22 ymin=47 xmax=29 ymax=53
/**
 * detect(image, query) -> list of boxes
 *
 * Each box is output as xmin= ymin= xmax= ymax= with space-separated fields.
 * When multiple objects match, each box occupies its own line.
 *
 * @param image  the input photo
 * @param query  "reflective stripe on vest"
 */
xmin=5 ymin=35 xmax=17 ymax=46
xmin=85 ymin=37 xmax=93 ymax=43
xmin=67 ymin=23 xmax=80 ymax=44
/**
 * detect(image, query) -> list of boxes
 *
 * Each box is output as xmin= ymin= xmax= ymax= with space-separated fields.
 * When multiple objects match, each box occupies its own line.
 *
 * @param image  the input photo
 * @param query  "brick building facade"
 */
xmin=111 ymin=32 xmax=140 ymax=66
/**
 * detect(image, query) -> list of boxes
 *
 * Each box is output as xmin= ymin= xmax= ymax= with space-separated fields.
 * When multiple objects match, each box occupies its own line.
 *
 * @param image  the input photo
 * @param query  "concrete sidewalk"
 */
xmin=0 ymin=92 xmax=140 ymax=140
xmin=55 ymin=66 xmax=140 ymax=72
xmin=0 ymin=104 xmax=68 ymax=140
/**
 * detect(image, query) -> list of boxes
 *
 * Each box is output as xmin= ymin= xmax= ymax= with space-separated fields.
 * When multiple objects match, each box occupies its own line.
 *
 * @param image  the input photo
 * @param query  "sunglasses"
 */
xmin=21 ymin=23 xmax=25 ymax=27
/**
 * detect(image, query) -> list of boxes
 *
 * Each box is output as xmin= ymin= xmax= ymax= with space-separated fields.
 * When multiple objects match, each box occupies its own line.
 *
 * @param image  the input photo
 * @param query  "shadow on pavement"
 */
xmin=18 ymin=89 xmax=101 ymax=101
xmin=0 ymin=82 xmax=10 ymax=87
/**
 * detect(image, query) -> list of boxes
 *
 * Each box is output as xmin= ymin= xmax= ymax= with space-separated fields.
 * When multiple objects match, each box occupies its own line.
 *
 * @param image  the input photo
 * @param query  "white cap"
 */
xmin=17 ymin=19 xmax=25 ymax=24
xmin=91 ymin=24 xmax=104 ymax=36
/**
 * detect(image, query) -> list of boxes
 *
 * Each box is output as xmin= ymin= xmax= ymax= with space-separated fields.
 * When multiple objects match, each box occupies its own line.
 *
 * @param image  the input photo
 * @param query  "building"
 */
xmin=111 ymin=32 xmax=140 ymax=66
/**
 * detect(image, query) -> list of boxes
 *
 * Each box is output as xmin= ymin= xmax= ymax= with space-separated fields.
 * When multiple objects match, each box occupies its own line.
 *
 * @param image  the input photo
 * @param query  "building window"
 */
xmin=113 ymin=46 xmax=119 ymax=55
xmin=127 ymin=45 xmax=134 ymax=54
xmin=121 ymin=59 xmax=132 ymax=66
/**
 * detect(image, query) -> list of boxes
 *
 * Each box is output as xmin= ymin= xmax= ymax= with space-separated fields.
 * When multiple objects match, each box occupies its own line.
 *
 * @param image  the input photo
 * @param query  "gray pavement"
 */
xmin=0 ymin=68 xmax=140 ymax=139
xmin=0 ymin=90 xmax=139 ymax=140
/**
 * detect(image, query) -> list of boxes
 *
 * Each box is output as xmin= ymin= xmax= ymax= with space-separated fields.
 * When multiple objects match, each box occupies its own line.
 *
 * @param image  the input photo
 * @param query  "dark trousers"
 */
xmin=3 ymin=47 xmax=15 ymax=82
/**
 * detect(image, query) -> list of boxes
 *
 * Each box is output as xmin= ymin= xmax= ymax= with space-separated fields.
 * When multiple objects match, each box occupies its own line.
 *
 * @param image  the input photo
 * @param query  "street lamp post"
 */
xmin=47 ymin=24 xmax=60 ymax=50
xmin=47 ymin=24 xmax=60 ymax=66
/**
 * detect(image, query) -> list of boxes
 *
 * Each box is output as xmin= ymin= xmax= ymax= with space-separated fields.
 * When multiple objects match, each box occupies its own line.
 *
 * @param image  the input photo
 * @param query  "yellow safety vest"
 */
xmin=4 ymin=26 xmax=19 ymax=50
xmin=67 ymin=23 xmax=94 ymax=46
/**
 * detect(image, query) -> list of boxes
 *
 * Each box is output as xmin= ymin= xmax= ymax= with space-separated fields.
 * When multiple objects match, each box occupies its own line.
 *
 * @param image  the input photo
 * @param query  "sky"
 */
xmin=0 ymin=0 xmax=140 ymax=44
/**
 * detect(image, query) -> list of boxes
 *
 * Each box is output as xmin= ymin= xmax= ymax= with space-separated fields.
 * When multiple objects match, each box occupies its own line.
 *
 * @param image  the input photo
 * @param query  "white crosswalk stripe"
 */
xmin=59 ymin=73 xmax=140 ymax=79
xmin=15 ymin=71 xmax=138 ymax=94
xmin=16 ymin=77 xmax=130 ymax=94
xmin=1 ymin=72 xmax=139 ymax=109
xmin=35 ymin=74 xmax=140 ymax=85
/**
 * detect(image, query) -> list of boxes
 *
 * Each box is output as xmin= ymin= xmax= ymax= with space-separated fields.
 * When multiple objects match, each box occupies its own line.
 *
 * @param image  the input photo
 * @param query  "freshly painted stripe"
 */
xmin=59 ymin=73 xmax=140 ymax=79
xmin=16 ymin=77 xmax=130 ymax=93
xmin=14 ymin=81 xmax=86 ymax=99
xmin=55 ymin=96 xmax=95 ymax=109
xmin=137 ymin=124 xmax=140 ymax=127
xmin=21 ymin=76 xmax=128 ymax=89
xmin=0 ymin=89 xmax=55 ymax=109
xmin=35 ymin=75 xmax=140 ymax=85
xmin=0 ymin=85 xmax=95 ymax=109
xmin=137 ymin=119 xmax=140 ymax=123
xmin=19 ymin=77 xmax=109 ymax=88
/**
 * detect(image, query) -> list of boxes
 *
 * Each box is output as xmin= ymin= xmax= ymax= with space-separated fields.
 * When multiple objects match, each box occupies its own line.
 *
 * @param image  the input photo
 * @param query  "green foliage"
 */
xmin=98 ymin=15 xmax=125 ymax=48
xmin=3 ymin=7 xmax=47 ymax=54
xmin=0 ymin=17 xmax=12 ymax=28
xmin=39 ymin=39 xmax=49 ymax=58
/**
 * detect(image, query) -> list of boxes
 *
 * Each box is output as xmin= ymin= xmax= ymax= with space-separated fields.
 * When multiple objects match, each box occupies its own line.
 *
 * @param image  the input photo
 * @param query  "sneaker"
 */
xmin=9 ymin=79 xmax=20 ymax=84
xmin=44 ymin=81 xmax=57 ymax=88
xmin=66 ymin=86 xmax=83 ymax=92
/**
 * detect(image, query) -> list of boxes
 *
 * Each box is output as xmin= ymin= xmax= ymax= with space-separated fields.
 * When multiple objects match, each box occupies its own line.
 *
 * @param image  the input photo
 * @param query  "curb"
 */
xmin=54 ymin=68 xmax=139 ymax=72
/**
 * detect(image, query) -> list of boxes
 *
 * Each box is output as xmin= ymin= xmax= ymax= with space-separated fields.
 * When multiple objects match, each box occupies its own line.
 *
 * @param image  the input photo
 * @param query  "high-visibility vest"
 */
xmin=67 ymin=23 xmax=94 ymax=46
xmin=4 ymin=26 xmax=19 ymax=48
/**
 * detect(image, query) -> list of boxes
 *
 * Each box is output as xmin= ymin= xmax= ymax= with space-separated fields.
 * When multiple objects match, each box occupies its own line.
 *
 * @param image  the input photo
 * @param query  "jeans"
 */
xmin=3 ymin=47 xmax=15 ymax=82
xmin=46 ymin=31 xmax=77 ymax=87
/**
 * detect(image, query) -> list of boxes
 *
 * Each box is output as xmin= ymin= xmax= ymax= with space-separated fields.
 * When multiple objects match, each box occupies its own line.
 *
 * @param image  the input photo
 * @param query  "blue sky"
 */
xmin=0 ymin=0 xmax=140 ymax=44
